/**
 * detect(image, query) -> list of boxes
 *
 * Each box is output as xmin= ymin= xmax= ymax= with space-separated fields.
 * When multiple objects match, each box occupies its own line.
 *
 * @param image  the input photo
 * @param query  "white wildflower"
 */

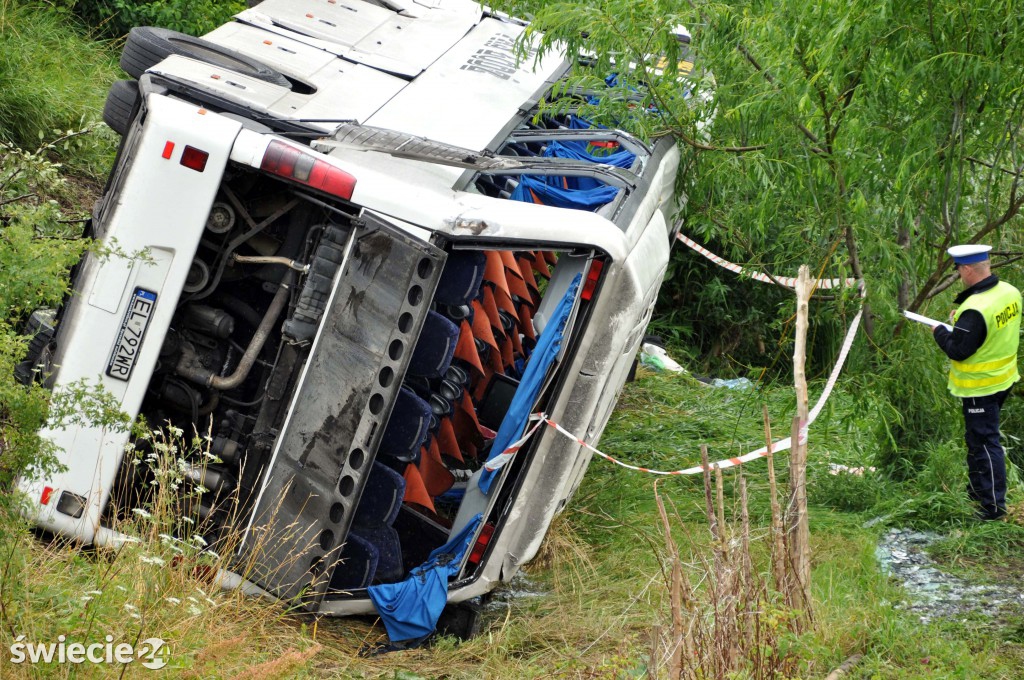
xmin=123 ymin=603 xmax=138 ymax=612
xmin=164 ymin=597 xmax=181 ymax=605
xmin=131 ymin=508 xmax=152 ymax=519
xmin=85 ymin=590 xmax=102 ymax=596
xmin=80 ymin=596 xmax=93 ymax=603
xmin=139 ymin=554 xmax=165 ymax=566
xmin=187 ymin=604 xmax=202 ymax=616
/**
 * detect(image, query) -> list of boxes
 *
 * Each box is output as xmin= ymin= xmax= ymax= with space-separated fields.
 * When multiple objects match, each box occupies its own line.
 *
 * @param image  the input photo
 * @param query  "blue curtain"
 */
xmin=478 ymin=274 xmax=582 ymax=495
xmin=367 ymin=513 xmax=483 ymax=643
xmin=541 ymin=140 xmax=635 ymax=190
xmin=509 ymin=175 xmax=619 ymax=211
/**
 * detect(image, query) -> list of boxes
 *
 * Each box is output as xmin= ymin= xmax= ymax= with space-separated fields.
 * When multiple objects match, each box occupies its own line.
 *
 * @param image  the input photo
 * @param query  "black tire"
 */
xmin=119 ymin=26 xmax=290 ymax=88
xmin=102 ymin=80 xmax=139 ymax=136
xmin=246 ymin=0 xmax=263 ymax=6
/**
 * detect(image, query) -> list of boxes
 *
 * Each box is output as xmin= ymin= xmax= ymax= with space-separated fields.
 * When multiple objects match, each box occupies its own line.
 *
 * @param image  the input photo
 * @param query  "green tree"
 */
xmin=497 ymin=0 xmax=1024 ymax=470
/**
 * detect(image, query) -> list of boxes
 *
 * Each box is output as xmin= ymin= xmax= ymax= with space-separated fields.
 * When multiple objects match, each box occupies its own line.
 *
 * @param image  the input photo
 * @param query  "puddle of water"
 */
xmin=876 ymin=527 xmax=1024 ymax=624
xmin=482 ymin=571 xmax=548 ymax=618
xmin=479 ymin=569 xmax=552 ymax=626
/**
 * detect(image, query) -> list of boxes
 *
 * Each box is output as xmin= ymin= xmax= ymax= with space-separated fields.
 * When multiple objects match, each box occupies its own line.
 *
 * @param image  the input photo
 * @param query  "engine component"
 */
xmin=206 ymin=202 xmax=236 ymax=234
xmin=231 ymin=254 xmax=308 ymax=272
xmin=182 ymin=305 xmax=236 ymax=339
xmin=184 ymin=259 xmax=211 ymax=293
xmin=156 ymin=378 xmax=203 ymax=414
xmin=212 ymin=436 xmax=242 ymax=465
xmin=184 ymin=465 xmax=236 ymax=495
xmin=283 ymin=224 xmax=352 ymax=341
xmin=176 ymin=277 xmax=292 ymax=389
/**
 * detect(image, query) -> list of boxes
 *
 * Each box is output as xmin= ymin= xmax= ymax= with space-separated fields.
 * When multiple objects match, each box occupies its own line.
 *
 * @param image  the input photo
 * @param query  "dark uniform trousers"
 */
xmin=961 ymin=387 xmax=1011 ymax=519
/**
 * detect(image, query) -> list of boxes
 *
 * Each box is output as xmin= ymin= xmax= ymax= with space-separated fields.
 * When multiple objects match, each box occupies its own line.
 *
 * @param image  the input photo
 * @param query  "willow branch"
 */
xmin=679 ymin=133 xmax=767 ymax=153
xmin=966 ymin=156 xmax=1023 ymax=178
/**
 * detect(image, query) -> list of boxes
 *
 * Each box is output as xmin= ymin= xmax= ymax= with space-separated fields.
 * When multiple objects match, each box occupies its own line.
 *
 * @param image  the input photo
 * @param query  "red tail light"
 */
xmin=581 ymin=258 xmax=604 ymax=301
xmin=467 ymin=523 xmax=495 ymax=567
xmin=261 ymin=140 xmax=356 ymax=200
xmin=180 ymin=145 xmax=209 ymax=172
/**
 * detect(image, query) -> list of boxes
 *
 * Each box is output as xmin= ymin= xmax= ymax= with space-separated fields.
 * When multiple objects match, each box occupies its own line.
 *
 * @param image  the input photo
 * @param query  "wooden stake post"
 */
xmin=788 ymin=265 xmax=813 ymax=619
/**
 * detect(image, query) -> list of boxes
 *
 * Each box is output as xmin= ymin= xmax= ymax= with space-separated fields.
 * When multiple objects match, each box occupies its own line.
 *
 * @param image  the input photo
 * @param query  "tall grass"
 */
xmin=0 ymin=425 xmax=327 ymax=679
xmin=0 ymin=0 xmax=119 ymax=178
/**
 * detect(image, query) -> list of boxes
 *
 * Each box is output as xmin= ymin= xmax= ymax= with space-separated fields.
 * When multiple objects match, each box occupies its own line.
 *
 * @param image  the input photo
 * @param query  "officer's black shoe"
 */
xmin=976 ymin=506 xmax=1007 ymax=521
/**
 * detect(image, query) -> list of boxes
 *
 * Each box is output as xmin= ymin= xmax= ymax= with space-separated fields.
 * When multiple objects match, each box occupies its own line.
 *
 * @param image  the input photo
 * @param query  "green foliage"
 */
xmin=0 ymin=0 xmax=119 ymax=175
xmin=494 ymin=0 xmax=1024 ymax=477
xmin=0 ymin=2 xmax=131 ymax=489
xmin=808 ymin=465 xmax=889 ymax=513
xmin=870 ymin=441 xmax=980 ymax=528
xmin=0 ymin=139 xmax=97 ymax=488
xmin=930 ymin=521 xmax=1024 ymax=564
xmin=72 ymin=0 xmax=246 ymax=39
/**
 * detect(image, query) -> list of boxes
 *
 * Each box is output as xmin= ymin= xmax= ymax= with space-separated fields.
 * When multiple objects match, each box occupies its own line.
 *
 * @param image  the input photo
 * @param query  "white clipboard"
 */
xmin=902 ymin=310 xmax=956 ymax=332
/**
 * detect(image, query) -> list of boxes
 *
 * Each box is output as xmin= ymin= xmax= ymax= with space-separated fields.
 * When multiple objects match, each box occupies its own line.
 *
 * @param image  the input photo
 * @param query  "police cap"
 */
xmin=947 ymin=244 xmax=992 ymax=265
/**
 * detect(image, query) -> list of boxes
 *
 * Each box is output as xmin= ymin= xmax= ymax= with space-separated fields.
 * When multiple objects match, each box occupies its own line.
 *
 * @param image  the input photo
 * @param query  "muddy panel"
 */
xmin=241 ymin=216 xmax=445 ymax=607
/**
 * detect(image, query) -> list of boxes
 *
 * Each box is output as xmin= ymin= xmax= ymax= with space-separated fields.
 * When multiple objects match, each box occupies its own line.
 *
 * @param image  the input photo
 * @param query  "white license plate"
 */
xmin=106 ymin=288 xmax=158 ymax=382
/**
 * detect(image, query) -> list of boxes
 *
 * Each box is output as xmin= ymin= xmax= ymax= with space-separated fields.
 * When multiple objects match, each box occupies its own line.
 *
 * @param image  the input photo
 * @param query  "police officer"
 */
xmin=932 ymin=244 xmax=1021 ymax=520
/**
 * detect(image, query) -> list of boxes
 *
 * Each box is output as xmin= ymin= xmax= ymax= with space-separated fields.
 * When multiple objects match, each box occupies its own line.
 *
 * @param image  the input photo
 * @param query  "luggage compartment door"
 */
xmin=239 ymin=213 xmax=445 ymax=608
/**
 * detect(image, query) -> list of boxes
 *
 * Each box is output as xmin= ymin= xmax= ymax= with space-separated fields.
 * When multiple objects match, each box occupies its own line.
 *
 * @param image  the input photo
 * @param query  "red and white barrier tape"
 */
xmin=494 ymin=304 xmax=862 ymax=476
xmin=479 ymin=234 xmax=866 ymax=476
xmin=483 ymin=415 xmax=546 ymax=472
xmin=675 ymin=233 xmax=859 ymax=290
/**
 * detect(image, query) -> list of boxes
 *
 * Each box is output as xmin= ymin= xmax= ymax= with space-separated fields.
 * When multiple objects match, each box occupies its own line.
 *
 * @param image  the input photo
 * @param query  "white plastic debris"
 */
xmin=711 ymin=377 xmax=752 ymax=389
xmin=640 ymin=343 xmax=684 ymax=373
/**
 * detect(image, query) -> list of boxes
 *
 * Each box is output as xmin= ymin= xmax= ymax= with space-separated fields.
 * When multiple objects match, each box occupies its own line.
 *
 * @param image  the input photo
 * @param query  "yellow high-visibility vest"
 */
xmin=948 ymin=281 xmax=1022 ymax=397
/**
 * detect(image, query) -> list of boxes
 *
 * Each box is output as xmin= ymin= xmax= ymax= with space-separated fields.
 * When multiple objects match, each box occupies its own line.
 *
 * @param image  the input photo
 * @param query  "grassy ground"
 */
xmin=4 ymin=370 xmax=1024 ymax=678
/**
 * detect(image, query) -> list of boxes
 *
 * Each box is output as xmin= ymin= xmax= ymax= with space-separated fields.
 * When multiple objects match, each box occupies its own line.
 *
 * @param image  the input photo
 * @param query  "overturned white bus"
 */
xmin=17 ymin=0 xmax=687 ymax=643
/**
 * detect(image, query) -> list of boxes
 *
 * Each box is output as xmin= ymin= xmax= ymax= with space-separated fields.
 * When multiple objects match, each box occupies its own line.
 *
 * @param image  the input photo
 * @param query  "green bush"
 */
xmin=72 ymin=0 xmax=246 ymax=39
xmin=0 ymin=142 xmax=90 ymax=487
